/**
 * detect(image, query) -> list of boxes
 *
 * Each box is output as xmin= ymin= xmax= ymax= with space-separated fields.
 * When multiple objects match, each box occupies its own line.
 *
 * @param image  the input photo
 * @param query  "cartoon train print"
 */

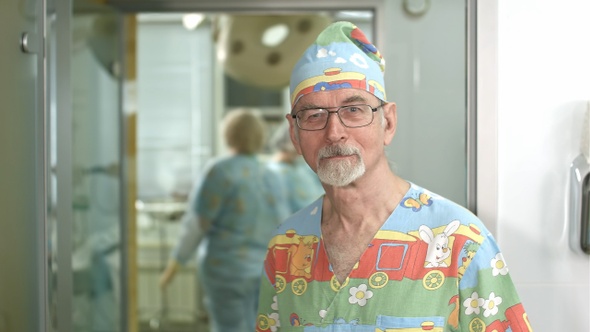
xmin=265 ymin=231 xmax=319 ymax=296
xmin=262 ymin=220 xmax=532 ymax=331
xmin=264 ymin=222 xmax=486 ymax=296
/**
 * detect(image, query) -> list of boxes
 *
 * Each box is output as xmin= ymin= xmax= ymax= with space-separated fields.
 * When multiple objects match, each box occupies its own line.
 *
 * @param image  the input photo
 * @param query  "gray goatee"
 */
xmin=316 ymin=145 xmax=365 ymax=187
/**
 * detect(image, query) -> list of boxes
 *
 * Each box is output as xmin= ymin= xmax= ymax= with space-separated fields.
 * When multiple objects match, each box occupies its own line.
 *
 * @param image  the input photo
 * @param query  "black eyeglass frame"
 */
xmin=290 ymin=104 xmax=382 ymax=131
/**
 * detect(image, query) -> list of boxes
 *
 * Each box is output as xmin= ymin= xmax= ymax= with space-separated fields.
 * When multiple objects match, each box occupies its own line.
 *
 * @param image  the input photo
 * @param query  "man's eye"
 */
xmin=302 ymin=110 xmax=325 ymax=121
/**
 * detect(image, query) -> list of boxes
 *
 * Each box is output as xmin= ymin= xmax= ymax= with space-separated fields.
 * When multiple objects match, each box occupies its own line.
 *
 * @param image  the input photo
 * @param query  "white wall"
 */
xmin=381 ymin=0 xmax=590 ymax=330
xmin=484 ymin=0 xmax=590 ymax=330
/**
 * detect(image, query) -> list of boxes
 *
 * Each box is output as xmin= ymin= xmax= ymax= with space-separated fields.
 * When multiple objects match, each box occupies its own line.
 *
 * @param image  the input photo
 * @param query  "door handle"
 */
xmin=569 ymin=154 xmax=590 ymax=255
xmin=20 ymin=32 xmax=40 ymax=54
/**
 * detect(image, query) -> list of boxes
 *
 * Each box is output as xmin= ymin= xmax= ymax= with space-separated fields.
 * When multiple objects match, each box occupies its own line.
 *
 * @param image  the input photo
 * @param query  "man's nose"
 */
xmin=324 ymin=111 xmax=347 ymax=140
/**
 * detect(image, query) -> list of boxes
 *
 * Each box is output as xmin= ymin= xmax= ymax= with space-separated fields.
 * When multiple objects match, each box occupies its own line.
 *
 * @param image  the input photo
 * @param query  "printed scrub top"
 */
xmin=256 ymin=183 xmax=532 ymax=332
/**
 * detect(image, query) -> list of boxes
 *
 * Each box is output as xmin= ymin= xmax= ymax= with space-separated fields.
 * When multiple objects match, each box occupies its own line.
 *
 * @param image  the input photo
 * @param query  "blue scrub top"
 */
xmin=268 ymin=157 xmax=325 ymax=214
xmin=172 ymin=154 xmax=289 ymax=280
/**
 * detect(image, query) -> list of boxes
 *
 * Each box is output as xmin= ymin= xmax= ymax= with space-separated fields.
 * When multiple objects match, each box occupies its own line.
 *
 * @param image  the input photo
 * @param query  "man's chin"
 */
xmin=318 ymin=177 xmax=352 ymax=187
xmin=317 ymin=166 xmax=365 ymax=187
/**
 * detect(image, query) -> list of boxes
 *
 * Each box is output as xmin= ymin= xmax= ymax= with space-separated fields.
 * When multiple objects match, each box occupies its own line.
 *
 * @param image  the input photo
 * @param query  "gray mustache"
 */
xmin=318 ymin=145 xmax=360 ymax=159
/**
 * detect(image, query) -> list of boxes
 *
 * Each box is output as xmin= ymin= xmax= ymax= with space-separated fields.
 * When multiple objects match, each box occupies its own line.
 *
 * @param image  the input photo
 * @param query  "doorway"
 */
xmin=50 ymin=1 xmax=387 ymax=331
xmin=47 ymin=1 xmax=474 ymax=331
xmin=131 ymin=10 xmax=376 ymax=332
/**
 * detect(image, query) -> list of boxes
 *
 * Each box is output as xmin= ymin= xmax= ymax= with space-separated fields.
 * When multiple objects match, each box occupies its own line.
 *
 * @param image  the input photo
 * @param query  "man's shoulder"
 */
xmin=275 ymin=197 xmax=323 ymax=234
xmin=402 ymin=182 xmax=486 ymax=227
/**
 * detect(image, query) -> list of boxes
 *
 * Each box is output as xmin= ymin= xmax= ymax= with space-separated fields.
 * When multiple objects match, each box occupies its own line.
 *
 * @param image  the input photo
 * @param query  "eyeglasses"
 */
xmin=291 ymin=104 xmax=381 ymax=131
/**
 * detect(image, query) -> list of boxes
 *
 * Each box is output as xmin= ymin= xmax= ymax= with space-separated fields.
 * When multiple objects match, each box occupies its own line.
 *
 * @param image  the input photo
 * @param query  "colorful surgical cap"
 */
xmin=289 ymin=21 xmax=387 ymax=107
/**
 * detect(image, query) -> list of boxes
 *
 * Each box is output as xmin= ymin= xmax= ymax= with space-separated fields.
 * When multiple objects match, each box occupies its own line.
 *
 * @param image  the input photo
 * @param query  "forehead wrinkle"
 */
xmin=342 ymin=94 xmax=370 ymax=104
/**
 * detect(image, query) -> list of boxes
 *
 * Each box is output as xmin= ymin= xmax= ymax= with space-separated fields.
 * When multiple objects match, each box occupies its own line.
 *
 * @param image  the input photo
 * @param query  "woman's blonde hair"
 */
xmin=223 ymin=108 xmax=267 ymax=154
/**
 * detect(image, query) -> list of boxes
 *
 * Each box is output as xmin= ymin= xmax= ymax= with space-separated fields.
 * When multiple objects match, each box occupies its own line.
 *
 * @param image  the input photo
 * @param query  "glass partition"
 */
xmin=69 ymin=12 xmax=123 ymax=330
xmin=46 ymin=0 xmax=126 ymax=329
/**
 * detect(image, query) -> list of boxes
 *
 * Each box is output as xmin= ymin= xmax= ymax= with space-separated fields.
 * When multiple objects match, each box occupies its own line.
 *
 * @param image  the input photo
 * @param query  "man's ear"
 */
xmin=382 ymin=102 xmax=397 ymax=146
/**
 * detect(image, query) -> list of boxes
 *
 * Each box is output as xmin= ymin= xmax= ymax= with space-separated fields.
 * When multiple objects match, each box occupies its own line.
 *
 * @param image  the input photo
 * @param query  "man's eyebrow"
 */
xmin=294 ymin=103 xmax=323 ymax=111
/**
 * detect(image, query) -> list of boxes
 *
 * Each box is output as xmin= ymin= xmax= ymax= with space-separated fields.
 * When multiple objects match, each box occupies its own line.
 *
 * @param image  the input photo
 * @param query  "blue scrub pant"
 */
xmin=200 ymin=273 xmax=260 ymax=332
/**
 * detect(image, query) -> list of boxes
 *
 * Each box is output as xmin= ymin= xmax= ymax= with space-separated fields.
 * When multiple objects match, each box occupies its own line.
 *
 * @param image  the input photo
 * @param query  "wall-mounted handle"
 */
xmin=569 ymin=154 xmax=590 ymax=254
xmin=20 ymin=32 xmax=39 ymax=54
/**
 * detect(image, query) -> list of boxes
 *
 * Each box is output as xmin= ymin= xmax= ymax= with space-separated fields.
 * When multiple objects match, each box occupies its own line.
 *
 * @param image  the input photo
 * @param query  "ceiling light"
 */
xmin=183 ymin=13 xmax=205 ymax=30
xmin=261 ymin=24 xmax=289 ymax=47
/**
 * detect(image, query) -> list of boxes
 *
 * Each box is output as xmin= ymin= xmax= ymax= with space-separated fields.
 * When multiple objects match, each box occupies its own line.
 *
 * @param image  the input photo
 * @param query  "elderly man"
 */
xmin=256 ymin=21 xmax=532 ymax=332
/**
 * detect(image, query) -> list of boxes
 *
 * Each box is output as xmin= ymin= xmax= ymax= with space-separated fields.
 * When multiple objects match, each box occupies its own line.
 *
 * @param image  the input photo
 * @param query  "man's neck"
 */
xmin=319 ymin=167 xmax=409 ymax=283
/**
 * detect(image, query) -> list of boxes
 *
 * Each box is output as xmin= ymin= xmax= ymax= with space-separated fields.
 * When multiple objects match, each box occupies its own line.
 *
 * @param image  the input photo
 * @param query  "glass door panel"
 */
xmin=47 ymin=0 xmax=126 ymax=329
xmin=70 ymin=10 xmax=124 ymax=331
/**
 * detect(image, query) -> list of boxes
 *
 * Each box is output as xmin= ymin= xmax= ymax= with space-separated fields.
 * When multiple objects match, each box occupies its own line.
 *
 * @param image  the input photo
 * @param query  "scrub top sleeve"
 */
xmin=458 ymin=233 xmax=531 ymax=331
xmin=170 ymin=212 xmax=203 ymax=265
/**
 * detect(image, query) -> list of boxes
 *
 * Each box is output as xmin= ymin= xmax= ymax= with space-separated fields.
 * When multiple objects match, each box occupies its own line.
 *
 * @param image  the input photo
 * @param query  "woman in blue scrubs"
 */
xmin=160 ymin=108 xmax=288 ymax=331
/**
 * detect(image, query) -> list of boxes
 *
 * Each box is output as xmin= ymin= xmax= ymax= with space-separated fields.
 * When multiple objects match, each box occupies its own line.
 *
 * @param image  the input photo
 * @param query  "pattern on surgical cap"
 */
xmin=289 ymin=21 xmax=386 ymax=107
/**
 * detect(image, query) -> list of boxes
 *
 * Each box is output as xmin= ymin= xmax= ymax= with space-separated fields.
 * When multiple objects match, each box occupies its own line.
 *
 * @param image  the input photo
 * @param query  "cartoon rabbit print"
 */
xmin=419 ymin=220 xmax=460 ymax=268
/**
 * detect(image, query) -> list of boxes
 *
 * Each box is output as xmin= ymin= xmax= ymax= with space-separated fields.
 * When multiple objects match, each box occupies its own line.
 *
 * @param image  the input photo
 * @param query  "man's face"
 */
xmin=287 ymin=89 xmax=396 ymax=187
